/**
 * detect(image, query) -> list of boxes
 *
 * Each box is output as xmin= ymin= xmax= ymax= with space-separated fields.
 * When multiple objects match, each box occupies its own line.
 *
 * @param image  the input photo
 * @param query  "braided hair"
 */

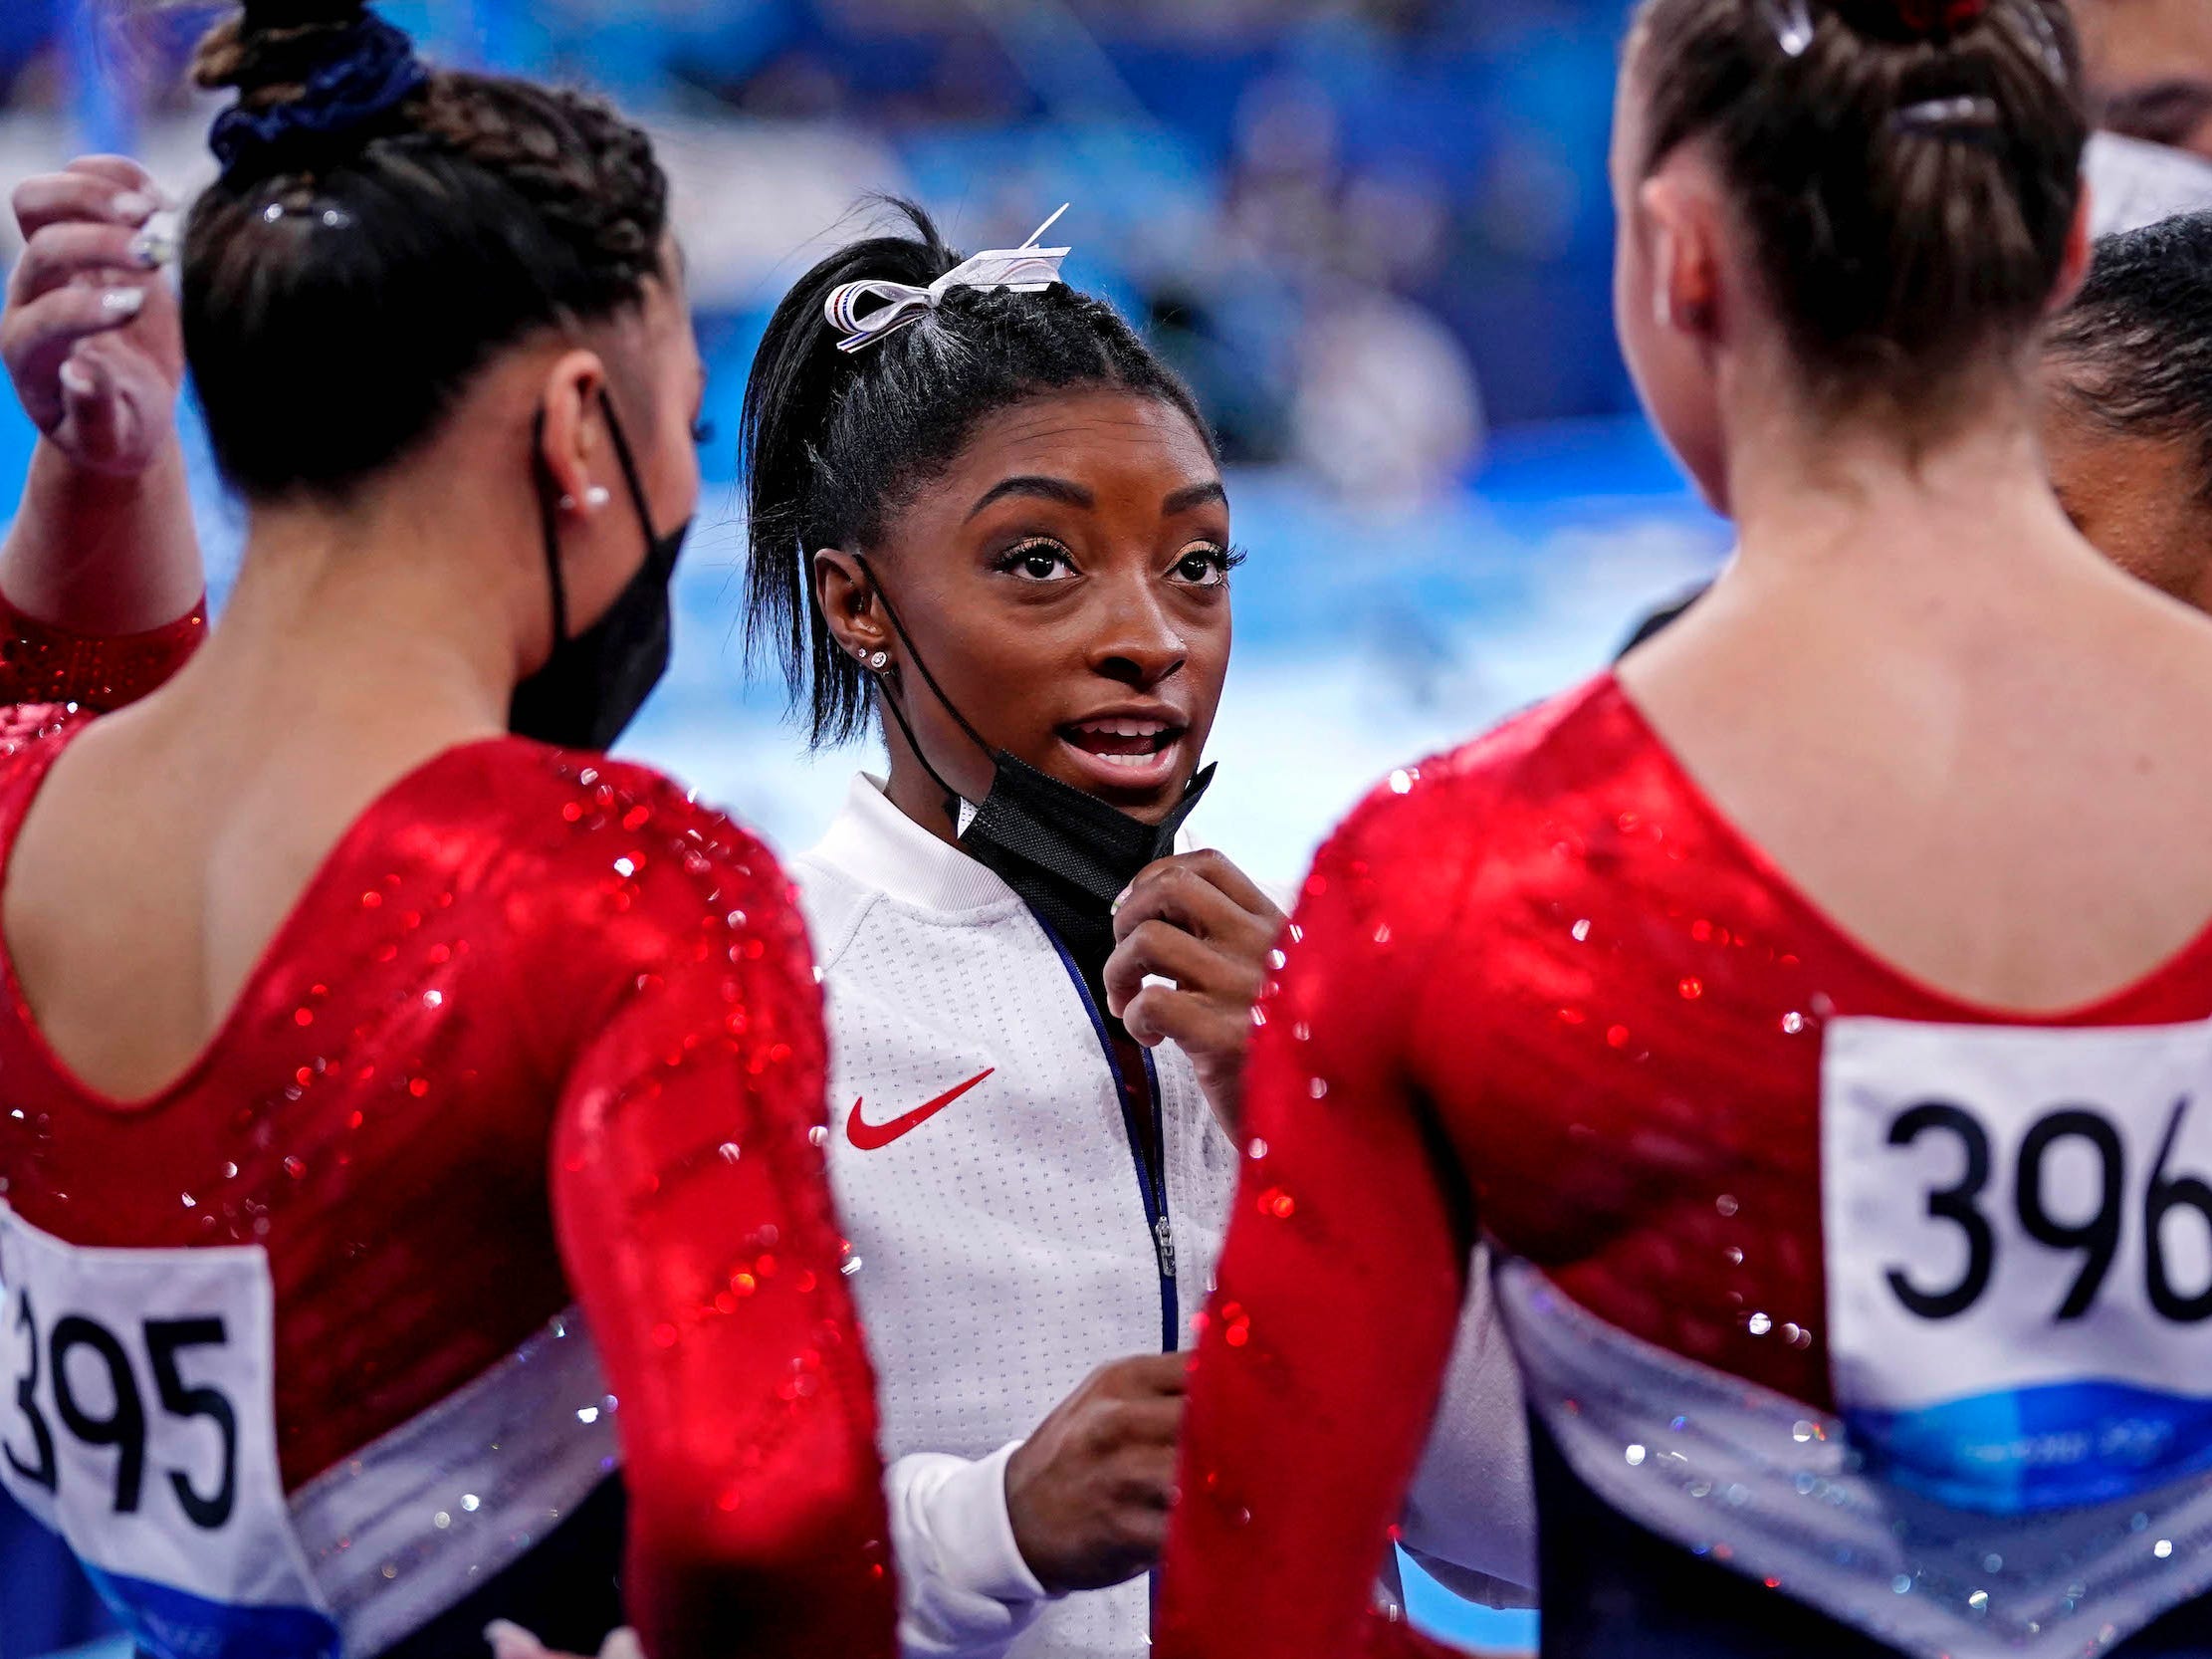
xmin=740 ymin=200 xmax=1215 ymax=748
xmin=182 ymin=0 xmax=669 ymax=497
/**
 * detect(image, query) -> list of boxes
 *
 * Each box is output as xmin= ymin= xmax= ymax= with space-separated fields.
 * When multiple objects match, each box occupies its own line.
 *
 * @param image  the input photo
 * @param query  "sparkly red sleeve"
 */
xmin=0 ymin=590 xmax=206 ymax=711
xmin=1157 ymin=784 xmax=1481 ymax=1659
xmin=550 ymin=851 xmax=896 ymax=1659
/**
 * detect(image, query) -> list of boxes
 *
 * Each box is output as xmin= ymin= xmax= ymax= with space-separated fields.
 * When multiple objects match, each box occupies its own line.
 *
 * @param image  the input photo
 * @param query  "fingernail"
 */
xmin=100 ymin=288 xmax=145 ymax=318
xmin=128 ymin=228 xmax=174 ymax=270
xmin=1112 ymin=884 xmax=1132 ymax=912
xmin=600 ymin=1632 xmax=646 ymax=1659
xmin=111 ymin=190 xmax=156 ymax=223
xmin=483 ymin=1623 xmax=543 ymax=1659
xmin=58 ymin=360 xmax=94 ymax=397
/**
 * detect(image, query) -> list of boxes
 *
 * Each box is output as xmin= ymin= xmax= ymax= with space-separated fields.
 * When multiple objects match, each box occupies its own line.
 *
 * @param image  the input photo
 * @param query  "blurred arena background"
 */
xmin=28 ymin=0 xmax=2209 ymax=1653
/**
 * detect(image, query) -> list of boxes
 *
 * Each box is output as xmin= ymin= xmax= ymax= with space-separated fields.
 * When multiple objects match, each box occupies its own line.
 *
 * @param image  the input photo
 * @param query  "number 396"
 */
xmin=1887 ymin=1096 xmax=2212 ymax=1324
xmin=3 ymin=1289 xmax=237 ymax=1528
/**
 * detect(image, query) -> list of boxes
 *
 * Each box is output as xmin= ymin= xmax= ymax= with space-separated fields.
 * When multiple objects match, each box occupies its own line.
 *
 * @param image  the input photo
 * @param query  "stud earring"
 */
xmin=558 ymin=486 xmax=611 ymax=514
xmin=869 ymin=651 xmax=890 ymax=672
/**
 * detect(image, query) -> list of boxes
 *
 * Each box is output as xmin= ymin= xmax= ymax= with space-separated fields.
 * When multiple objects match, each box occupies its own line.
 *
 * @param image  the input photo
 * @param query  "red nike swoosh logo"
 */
xmin=846 ymin=1068 xmax=995 ymax=1151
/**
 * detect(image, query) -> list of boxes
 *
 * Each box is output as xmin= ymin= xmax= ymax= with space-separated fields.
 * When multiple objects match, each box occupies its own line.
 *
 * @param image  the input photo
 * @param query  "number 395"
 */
xmin=3 ymin=1288 xmax=238 ymax=1528
xmin=1887 ymin=1096 xmax=2212 ymax=1324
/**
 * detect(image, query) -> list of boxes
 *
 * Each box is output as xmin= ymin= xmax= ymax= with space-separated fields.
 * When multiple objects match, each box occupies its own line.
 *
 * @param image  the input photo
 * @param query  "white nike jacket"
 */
xmin=795 ymin=775 xmax=1535 ymax=1659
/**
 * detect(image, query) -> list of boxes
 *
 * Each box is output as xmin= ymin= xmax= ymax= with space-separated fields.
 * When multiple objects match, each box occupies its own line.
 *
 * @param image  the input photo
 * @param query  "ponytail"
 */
xmin=1630 ymin=0 xmax=2087 ymax=413
xmin=741 ymin=201 xmax=963 ymax=747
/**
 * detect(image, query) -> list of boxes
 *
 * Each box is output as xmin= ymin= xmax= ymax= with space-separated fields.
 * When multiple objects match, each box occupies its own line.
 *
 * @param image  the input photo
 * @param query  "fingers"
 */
xmin=1099 ymin=1349 xmax=1191 ymax=1396
xmin=1086 ymin=1392 xmax=1185 ymax=1464
xmin=13 ymin=170 xmax=167 ymax=241
xmin=2 ymin=159 xmax=185 ymax=470
xmin=57 ymin=350 xmax=137 ymax=470
xmin=1 ymin=283 xmax=149 ymax=367
xmin=1118 ymin=849 xmax=1278 ymax=930
xmin=1098 ymin=1440 xmax=1178 ymax=1580
xmin=1118 ymin=1442 xmax=1182 ymax=1510
xmin=1104 ymin=917 xmax=1237 ymax=1020
xmin=60 ymin=351 xmax=116 ymax=438
xmin=484 ymin=1622 xmax=551 ymax=1659
xmin=0 ymin=286 xmax=149 ymax=433
xmin=1120 ymin=982 xmax=1247 ymax=1055
xmin=478 ymin=1622 xmax=601 ymax=1659
xmin=1113 ymin=851 xmax=1283 ymax=955
xmin=9 ymin=221 xmax=161 ymax=309
xmin=62 ymin=156 xmax=168 ymax=195
xmin=1109 ymin=1502 xmax=1173 ymax=1566
xmin=1011 ymin=1350 xmax=1192 ymax=1595
xmin=1107 ymin=854 xmax=1282 ymax=1058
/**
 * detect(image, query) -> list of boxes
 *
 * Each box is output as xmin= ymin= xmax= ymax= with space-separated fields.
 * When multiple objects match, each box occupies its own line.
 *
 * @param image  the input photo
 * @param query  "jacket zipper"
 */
xmin=1040 ymin=927 xmax=1179 ymax=1355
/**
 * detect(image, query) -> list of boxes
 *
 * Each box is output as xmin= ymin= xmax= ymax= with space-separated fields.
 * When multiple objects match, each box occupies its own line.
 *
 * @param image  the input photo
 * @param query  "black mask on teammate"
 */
xmin=854 ymin=556 xmax=1215 ymax=1019
xmin=510 ymin=392 xmax=690 ymax=752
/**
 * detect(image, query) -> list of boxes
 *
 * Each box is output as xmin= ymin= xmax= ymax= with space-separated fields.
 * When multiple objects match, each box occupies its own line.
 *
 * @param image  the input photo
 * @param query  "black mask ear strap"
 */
xmin=849 ymin=551 xmax=998 ymax=830
xmin=596 ymin=388 xmax=658 ymax=549
xmin=851 ymin=553 xmax=995 ymax=759
xmin=872 ymin=652 xmax=968 ymax=829
xmin=532 ymin=407 xmax=570 ymax=647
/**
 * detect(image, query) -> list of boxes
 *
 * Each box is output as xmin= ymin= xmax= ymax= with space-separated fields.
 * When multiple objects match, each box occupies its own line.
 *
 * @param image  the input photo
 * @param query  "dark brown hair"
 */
xmin=1630 ymin=0 xmax=2089 ymax=409
xmin=182 ymin=0 xmax=670 ymax=498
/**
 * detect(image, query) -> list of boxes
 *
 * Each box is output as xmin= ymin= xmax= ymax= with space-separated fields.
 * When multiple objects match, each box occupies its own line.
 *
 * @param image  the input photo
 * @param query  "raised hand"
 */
xmin=1105 ymin=849 xmax=1287 ymax=1135
xmin=3 ymin=155 xmax=183 ymax=478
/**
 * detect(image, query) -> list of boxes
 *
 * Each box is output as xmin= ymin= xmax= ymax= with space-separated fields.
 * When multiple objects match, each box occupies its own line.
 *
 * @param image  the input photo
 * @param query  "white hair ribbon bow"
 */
xmin=824 ymin=205 xmax=1073 ymax=355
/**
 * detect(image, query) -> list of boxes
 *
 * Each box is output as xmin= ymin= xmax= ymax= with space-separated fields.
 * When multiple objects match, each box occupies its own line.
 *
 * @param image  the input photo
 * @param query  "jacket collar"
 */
xmin=805 ymin=771 xmax=1204 ymax=917
xmin=805 ymin=773 xmax=1022 ymax=914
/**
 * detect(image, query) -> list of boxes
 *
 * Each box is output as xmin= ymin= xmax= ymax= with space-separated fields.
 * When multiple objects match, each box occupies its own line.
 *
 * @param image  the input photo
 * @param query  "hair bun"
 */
xmin=193 ymin=2 xmax=367 ymax=95
xmin=201 ymin=5 xmax=425 ymax=177
xmin=1828 ymin=0 xmax=1995 ymax=45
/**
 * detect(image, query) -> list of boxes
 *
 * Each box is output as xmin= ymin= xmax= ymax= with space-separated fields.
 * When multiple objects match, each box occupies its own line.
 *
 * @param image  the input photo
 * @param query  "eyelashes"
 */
xmin=995 ymin=538 xmax=1076 ymax=580
xmin=990 ymin=539 xmax=1245 ymax=584
xmin=1174 ymin=543 xmax=1245 ymax=587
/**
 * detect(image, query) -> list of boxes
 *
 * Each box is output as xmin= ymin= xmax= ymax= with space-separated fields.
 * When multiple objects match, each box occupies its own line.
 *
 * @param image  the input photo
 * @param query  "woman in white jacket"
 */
xmin=0 ymin=166 xmax=1533 ymax=1655
xmin=738 ymin=201 xmax=1535 ymax=1659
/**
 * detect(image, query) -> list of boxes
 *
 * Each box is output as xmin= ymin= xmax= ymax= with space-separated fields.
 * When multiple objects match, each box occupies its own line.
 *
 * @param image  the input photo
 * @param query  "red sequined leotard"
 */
xmin=0 ymin=589 xmax=206 ymax=710
xmin=0 ymin=606 xmax=893 ymax=1658
xmin=1160 ymin=675 xmax=2212 ymax=1659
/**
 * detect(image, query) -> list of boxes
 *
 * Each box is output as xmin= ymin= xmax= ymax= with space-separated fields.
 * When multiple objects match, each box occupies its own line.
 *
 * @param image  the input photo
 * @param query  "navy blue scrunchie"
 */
xmin=208 ymin=14 xmax=427 ymax=175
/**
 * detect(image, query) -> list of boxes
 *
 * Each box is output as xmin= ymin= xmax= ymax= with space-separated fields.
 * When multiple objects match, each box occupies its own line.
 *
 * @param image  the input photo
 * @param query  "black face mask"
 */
xmin=854 ymin=556 xmax=1216 ymax=1019
xmin=509 ymin=392 xmax=690 ymax=752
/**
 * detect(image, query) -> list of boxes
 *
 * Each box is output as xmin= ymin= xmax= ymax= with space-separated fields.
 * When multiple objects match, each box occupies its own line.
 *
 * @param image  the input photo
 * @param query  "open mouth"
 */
xmin=1058 ymin=717 xmax=1186 ymax=775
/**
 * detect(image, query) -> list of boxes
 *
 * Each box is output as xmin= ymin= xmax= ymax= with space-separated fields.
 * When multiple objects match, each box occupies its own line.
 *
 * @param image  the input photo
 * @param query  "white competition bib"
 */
xmin=0 ymin=1202 xmax=338 ymax=1659
xmin=1824 ymin=1017 xmax=2212 ymax=1516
